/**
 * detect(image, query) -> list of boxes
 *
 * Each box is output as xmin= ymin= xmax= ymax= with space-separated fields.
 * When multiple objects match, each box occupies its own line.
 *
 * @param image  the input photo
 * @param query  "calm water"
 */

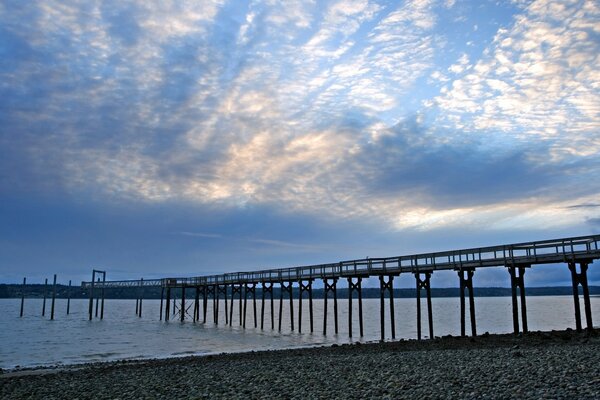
xmin=1 ymin=296 xmax=598 ymax=369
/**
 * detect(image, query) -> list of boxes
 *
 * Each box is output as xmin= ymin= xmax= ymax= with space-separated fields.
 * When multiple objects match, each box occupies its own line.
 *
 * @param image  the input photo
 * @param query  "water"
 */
xmin=1 ymin=296 xmax=598 ymax=370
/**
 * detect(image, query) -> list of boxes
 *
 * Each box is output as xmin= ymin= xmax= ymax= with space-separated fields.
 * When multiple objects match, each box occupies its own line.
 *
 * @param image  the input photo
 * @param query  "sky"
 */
xmin=0 ymin=0 xmax=599 ymax=287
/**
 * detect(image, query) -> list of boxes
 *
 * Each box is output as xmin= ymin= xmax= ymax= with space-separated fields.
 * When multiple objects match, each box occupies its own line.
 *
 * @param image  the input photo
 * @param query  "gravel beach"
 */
xmin=2 ymin=329 xmax=599 ymax=399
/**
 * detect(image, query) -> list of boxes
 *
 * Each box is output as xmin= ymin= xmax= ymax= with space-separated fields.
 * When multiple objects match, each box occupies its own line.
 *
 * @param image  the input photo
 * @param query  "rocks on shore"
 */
xmin=1 ymin=329 xmax=599 ymax=399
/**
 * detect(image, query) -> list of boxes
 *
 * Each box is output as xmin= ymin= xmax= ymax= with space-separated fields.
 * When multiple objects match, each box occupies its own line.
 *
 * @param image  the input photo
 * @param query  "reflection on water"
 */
xmin=1 ymin=296 xmax=597 ymax=369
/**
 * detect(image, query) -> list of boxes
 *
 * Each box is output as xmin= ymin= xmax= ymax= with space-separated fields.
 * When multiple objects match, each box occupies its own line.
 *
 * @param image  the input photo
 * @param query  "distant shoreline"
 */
xmin=2 ymin=328 xmax=599 ymax=399
xmin=1 ymin=284 xmax=599 ymax=300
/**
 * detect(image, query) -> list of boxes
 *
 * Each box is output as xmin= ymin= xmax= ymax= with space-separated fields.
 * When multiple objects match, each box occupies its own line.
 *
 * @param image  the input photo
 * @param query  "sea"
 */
xmin=1 ymin=295 xmax=598 ymax=370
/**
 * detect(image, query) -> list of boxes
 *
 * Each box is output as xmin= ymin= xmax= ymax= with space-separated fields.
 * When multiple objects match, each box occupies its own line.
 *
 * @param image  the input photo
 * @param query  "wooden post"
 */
xmin=193 ymin=287 xmax=199 ymax=323
xmin=270 ymin=283 xmax=274 ymax=330
xmin=278 ymin=281 xmax=284 ymax=332
xmin=138 ymin=278 xmax=143 ymax=318
xmin=379 ymin=276 xmax=385 ymax=341
xmin=458 ymin=269 xmax=476 ymax=337
xmin=67 ymin=280 xmax=72 ymax=316
xmin=229 ymin=285 xmax=236 ymax=325
xmin=508 ymin=265 xmax=528 ymax=334
xmin=20 ymin=277 xmax=26 ymax=317
xmin=223 ymin=284 xmax=229 ymax=325
xmin=159 ymin=286 xmax=164 ymax=321
xmin=425 ymin=273 xmax=433 ymax=339
xmin=308 ymin=280 xmax=313 ymax=333
xmin=569 ymin=261 xmax=594 ymax=332
xmin=100 ymin=273 xmax=105 ymax=320
xmin=358 ymin=278 xmax=363 ymax=337
xmin=333 ymin=279 xmax=338 ymax=334
xmin=415 ymin=272 xmax=432 ymax=339
xmin=50 ymin=274 xmax=57 ymax=320
xmin=95 ymin=277 xmax=100 ymax=318
xmin=323 ymin=279 xmax=328 ymax=335
xmin=509 ymin=266 xmax=519 ymax=334
xmin=214 ymin=285 xmax=219 ymax=324
xmin=261 ymin=282 xmax=266 ymax=330
xmin=42 ymin=278 xmax=47 ymax=317
xmin=289 ymin=282 xmax=294 ymax=331
xmin=348 ymin=278 xmax=353 ymax=338
xmin=88 ymin=271 xmax=95 ymax=321
xmin=165 ymin=286 xmax=171 ymax=321
xmin=298 ymin=280 xmax=312 ymax=333
xmin=180 ymin=286 xmax=186 ymax=322
xmin=204 ymin=285 xmax=209 ymax=323
xmin=243 ymin=284 xmax=248 ymax=328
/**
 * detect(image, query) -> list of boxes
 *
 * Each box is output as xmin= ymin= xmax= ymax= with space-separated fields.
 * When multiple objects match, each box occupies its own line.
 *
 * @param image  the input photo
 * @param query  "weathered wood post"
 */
xmin=279 ymin=281 xmax=294 ymax=332
xmin=159 ymin=285 xmax=164 ymax=321
xmin=193 ymin=287 xmax=200 ymax=323
xmin=508 ymin=265 xmax=528 ymax=334
xmin=298 ymin=280 xmax=312 ymax=333
xmin=180 ymin=286 xmax=186 ymax=322
xmin=415 ymin=272 xmax=433 ymax=340
xmin=260 ymin=282 xmax=275 ymax=330
xmin=42 ymin=278 xmax=48 ymax=317
xmin=95 ymin=277 xmax=100 ymax=318
xmin=100 ymin=273 xmax=106 ymax=320
xmin=347 ymin=277 xmax=363 ymax=337
xmin=50 ymin=274 xmax=57 ymax=320
xmin=458 ymin=268 xmax=476 ymax=337
xmin=165 ymin=285 xmax=171 ymax=321
xmin=20 ymin=277 xmax=26 ymax=317
xmin=67 ymin=280 xmax=72 ymax=316
xmin=138 ymin=278 xmax=144 ymax=318
xmin=214 ymin=284 xmax=219 ymax=324
xmin=88 ymin=272 xmax=95 ymax=320
xmin=568 ymin=261 xmax=593 ymax=332
xmin=379 ymin=275 xmax=395 ymax=341
xmin=322 ymin=277 xmax=338 ymax=335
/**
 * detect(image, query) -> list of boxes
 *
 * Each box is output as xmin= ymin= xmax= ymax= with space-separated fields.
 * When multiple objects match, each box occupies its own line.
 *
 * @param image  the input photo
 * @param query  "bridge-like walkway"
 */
xmin=83 ymin=234 xmax=599 ymax=340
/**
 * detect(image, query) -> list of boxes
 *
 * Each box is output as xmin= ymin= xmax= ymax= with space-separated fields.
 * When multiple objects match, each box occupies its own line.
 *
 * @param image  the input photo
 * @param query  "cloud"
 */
xmin=0 ymin=0 xmax=598 ymax=238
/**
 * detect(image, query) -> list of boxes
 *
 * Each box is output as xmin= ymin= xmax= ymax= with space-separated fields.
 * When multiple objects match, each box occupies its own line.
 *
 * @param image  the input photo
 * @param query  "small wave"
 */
xmin=81 ymin=352 xmax=120 ymax=359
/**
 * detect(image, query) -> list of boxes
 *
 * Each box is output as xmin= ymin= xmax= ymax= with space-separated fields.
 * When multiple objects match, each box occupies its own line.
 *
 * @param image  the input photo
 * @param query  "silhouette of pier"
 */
xmin=83 ymin=235 xmax=599 ymax=339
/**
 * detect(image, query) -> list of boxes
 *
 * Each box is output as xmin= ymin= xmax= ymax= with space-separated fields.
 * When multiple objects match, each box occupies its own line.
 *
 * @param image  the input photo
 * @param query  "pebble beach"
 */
xmin=2 ymin=329 xmax=599 ymax=399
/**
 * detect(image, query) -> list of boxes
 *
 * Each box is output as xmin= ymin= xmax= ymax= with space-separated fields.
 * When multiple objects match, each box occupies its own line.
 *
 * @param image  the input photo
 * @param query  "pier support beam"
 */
xmin=415 ymin=272 xmax=433 ymax=340
xmin=322 ymin=278 xmax=338 ymax=335
xmin=457 ymin=268 xmax=476 ymax=337
xmin=243 ymin=283 xmax=257 ymax=328
xmin=229 ymin=285 xmax=242 ymax=326
xmin=160 ymin=286 xmax=164 ymax=321
xmin=20 ymin=277 xmax=26 ymax=318
xmin=298 ymin=280 xmax=313 ymax=333
xmin=42 ymin=278 xmax=47 ymax=317
xmin=165 ymin=287 xmax=171 ymax=321
xmin=217 ymin=284 xmax=229 ymax=325
xmin=193 ymin=287 xmax=200 ymax=323
xmin=508 ymin=265 xmax=528 ymax=334
xmin=137 ymin=278 xmax=144 ymax=318
xmin=50 ymin=274 xmax=57 ymax=320
xmin=279 ymin=281 xmax=294 ymax=332
xmin=261 ymin=282 xmax=275 ymax=330
xmin=347 ymin=277 xmax=364 ymax=338
xmin=67 ymin=280 xmax=72 ymax=316
xmin=379 ymin=275 xmax=396 ymax=341
xmin=568 ymin=261 xmax=593 ymax=332
xmin=180 ymin=286 xmax=186 ymax=322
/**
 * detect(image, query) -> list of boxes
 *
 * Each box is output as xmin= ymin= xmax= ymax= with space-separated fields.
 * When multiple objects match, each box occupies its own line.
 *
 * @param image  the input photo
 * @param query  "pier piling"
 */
xmin=42 ymin=278 xmax=47 ymax=317
xmin=50 ymin=274 xmax=57 ymax=320
xmin=67 ymin=280 xmax=72 ymax=315
xmin=20 ymin=277 xmax=25 ymax=317
xmin=458 ymin=269 xmax=476 ymax=337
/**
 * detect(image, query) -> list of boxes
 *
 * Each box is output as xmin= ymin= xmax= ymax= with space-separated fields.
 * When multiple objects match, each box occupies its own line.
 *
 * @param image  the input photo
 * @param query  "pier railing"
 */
xmin=83 ymin=234 xmax=599 ymax=289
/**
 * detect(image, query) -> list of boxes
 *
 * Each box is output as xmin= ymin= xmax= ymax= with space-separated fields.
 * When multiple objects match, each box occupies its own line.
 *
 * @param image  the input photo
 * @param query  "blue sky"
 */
xmin=1 ymin=0 xmax=599 ymax=287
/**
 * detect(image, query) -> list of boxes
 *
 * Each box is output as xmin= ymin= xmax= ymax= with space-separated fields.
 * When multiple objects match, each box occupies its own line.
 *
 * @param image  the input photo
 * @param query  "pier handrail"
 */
xmin=82 ymin=234 xmax=600 ymax=288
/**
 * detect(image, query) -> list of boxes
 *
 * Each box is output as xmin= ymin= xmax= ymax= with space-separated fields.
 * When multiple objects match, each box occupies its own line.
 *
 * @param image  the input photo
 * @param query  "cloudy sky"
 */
xmin=1 ymin=0 xmax=599 ymax=286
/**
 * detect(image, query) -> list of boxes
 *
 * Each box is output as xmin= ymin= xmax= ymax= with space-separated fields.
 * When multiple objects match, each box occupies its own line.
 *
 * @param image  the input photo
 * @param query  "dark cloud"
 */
xmin=353 ymin=116 xmax=600 ymax=209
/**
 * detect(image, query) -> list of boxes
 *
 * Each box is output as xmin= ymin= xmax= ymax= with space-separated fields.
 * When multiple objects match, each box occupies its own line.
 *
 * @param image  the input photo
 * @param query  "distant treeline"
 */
xmin=1 ymin=284 xmax=598 ymax=299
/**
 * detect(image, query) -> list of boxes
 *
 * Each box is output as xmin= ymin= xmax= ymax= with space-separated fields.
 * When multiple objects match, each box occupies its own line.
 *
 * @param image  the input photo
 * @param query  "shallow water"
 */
xmin=1 ymin=295 xmax=598 ymax=369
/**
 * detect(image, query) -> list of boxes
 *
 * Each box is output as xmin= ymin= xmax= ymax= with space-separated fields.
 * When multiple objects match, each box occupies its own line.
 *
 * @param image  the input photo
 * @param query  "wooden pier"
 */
xmin=82 ymin=235 xmax=600 ymax=339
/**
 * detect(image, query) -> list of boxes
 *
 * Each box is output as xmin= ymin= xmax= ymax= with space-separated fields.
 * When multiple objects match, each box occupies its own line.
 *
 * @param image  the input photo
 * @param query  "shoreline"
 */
xmin=1 ymin=327 xmax=597 ymax=376
xmin=2 ymin=328 xmax=600 ymax=399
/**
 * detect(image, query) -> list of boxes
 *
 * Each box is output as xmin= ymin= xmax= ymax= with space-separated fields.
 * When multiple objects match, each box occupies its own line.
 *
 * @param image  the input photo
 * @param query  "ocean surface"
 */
xmin=1 ymin=295 xmax=598 ymax=370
